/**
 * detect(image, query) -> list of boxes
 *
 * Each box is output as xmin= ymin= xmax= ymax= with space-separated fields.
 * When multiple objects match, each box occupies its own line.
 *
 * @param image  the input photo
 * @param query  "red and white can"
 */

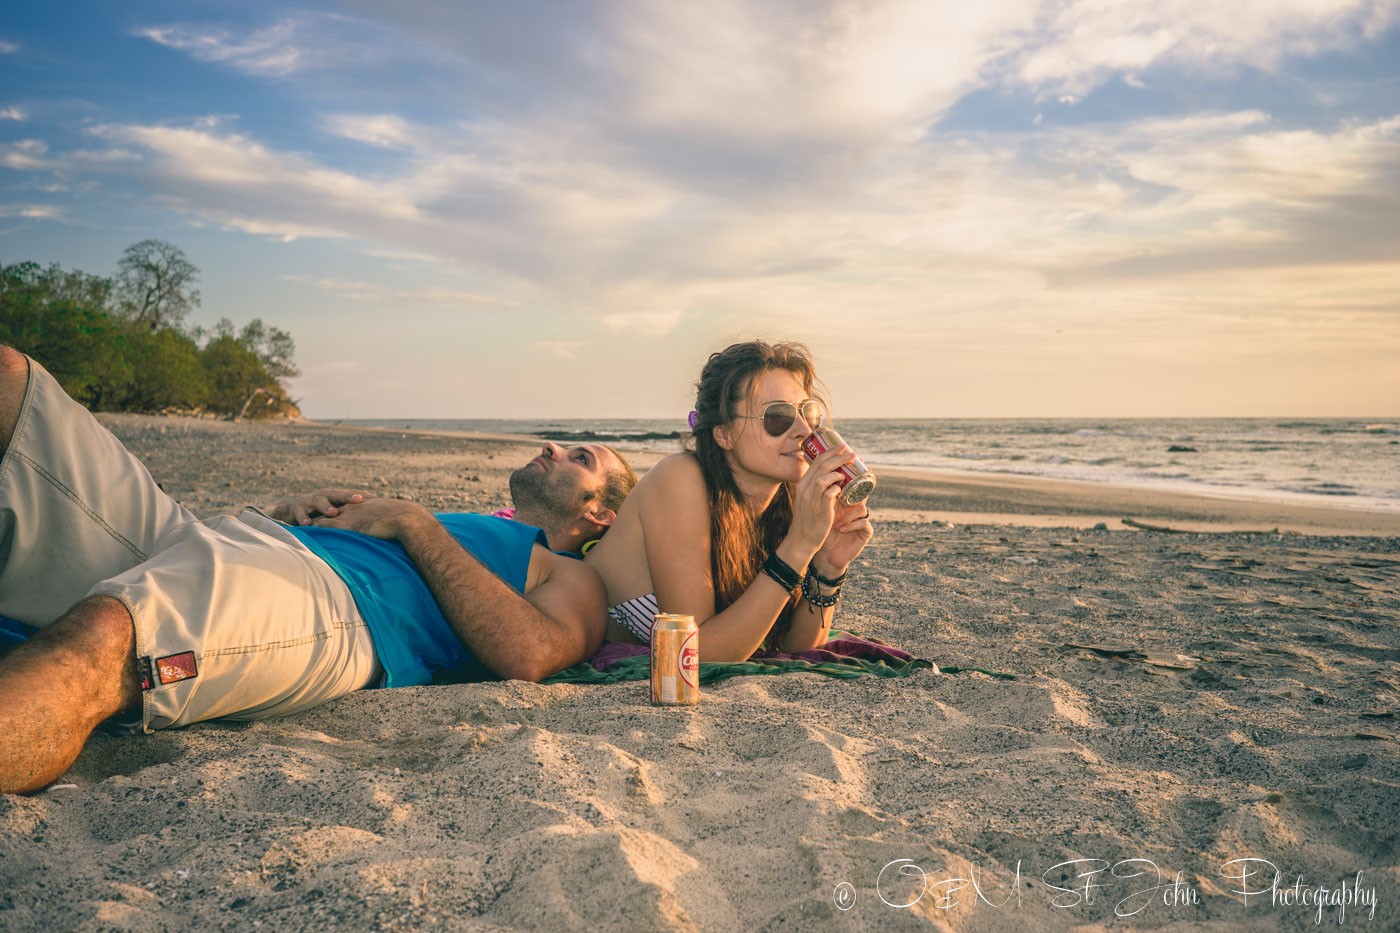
xmin=802 ymin=426 xmax=877 ymax=506
xmin=650 ymin=613 xmax=699 ymax=705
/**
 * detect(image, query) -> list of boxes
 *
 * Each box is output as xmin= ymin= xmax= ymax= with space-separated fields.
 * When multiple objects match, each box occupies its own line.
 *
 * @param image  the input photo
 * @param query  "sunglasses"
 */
xmin=736 ymin=399 xmax=828 ymax=437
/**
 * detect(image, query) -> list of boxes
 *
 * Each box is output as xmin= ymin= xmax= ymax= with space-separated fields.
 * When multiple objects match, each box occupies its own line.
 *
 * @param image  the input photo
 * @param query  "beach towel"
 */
xmin=543 ymin=632 xmax=946 ymax=685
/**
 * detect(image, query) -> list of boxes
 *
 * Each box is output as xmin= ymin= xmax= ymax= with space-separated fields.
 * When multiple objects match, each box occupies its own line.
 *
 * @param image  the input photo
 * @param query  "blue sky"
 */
xmin=3 ymin=0 xmax=1398 ymax=418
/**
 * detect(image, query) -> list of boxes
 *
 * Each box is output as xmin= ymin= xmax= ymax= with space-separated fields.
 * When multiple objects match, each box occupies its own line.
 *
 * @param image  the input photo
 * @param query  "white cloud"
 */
xmin=1008 ymin=0 xmax=1400 ymax=98
xmin=0 ymin=203 xmax=65 ymax=220
xmin=132 ymin=13 xmax=439 ymax=81
xmin=284 ymin=275 xmax=517 ymax=308
xmin=135 ymin=21 xmax=314 ymax=77
xmin=2 ymin=137 xmax=142 ymax=173
xmin=0 ymin=39 xmax=18 ymax=55
xmin=1 ymin=139 xmax=49 ymax=171
xmin=88 ymin=122 xmax=421 ymax=242
xmin=324 ymin=114 xmax=415 ymax=149
xmin=0 ymin=107 xmax=24 ymax=121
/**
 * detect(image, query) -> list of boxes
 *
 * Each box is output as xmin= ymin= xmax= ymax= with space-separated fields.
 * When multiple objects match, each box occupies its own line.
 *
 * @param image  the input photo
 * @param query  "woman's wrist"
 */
xmin=774 ymin=537 xmax=817 ymax=576
xmin=809 ymin=554 xmax=847 ymax=582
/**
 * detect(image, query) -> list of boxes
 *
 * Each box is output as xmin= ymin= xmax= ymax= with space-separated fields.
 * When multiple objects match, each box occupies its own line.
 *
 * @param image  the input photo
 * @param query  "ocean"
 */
xmin=345 ymin=417 xmax=1400 ymax=513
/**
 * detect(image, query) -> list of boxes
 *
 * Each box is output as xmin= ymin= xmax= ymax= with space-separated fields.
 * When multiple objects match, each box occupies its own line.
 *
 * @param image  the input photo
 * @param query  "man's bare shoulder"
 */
xmin=526 ymin=543 xmax=606 ymax=595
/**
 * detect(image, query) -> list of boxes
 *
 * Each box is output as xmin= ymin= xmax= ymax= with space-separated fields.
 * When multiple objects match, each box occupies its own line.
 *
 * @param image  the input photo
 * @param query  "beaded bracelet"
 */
xmin=801 ymin=572 xmax=841 ymax=608
xmin=761 ymin=552 xmax=804 ymax=594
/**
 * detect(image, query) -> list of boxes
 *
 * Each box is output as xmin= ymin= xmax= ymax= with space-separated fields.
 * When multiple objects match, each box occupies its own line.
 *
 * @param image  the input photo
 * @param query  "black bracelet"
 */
xmin=802 ymin=572 xmax=841 ymax=608
xmin=810 ymin=567 xmax=847 ymax=588
xmin=761 ymin=552 xmax=803 ymax=594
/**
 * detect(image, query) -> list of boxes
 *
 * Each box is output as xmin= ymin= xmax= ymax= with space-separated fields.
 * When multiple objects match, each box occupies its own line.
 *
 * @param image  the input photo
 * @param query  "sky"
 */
xmin=2 ymin=1 xmax=1398 ymax=420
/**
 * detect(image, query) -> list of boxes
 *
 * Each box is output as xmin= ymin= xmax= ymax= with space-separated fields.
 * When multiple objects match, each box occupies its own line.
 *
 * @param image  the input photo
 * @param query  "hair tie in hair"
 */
xmin=687 ymin=410 xmax=699 ymax=430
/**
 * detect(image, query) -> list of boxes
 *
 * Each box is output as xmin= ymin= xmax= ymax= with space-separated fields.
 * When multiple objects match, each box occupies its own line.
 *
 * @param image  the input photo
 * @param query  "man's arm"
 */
xmin=312 ymin=499 xmax=607 ymax=682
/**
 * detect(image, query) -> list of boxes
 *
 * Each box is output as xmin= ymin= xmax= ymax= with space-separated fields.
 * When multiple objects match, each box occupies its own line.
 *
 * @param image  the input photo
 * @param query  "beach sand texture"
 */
xmin=1 ymin=415 xmax=1397 ymax=930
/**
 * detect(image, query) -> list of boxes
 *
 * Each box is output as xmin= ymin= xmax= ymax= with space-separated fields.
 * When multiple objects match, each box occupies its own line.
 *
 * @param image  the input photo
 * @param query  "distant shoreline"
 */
xmin=110 ymin=412 xmax=1400 ymax=537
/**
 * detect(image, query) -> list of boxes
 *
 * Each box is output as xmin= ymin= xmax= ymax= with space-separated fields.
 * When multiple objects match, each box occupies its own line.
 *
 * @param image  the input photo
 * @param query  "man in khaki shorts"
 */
xmin=0 ymin=347 xmax=637 ymax=794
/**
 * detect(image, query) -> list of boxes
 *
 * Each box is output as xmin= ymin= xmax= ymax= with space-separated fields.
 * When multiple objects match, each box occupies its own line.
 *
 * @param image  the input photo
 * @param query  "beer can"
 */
xmin=650 ymin=613 xmax=699 ymax=706
xmin=802 ymin=426 xmax=877 ymax=506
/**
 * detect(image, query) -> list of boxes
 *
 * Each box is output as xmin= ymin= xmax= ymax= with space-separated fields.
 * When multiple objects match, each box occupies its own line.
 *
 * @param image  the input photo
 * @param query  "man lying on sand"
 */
xmin=0 ymin=348 xmax=637 ymax=794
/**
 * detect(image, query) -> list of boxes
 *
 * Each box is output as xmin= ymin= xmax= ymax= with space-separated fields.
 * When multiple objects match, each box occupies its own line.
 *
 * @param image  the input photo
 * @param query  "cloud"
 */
xmin=0 ymin=39 xmax=18 ymax=55
xmin=0 ymin=203 xmax=65 ymax=220
xmin=1008 ymin=0 xmax=1400 ymax=98
xmin=87 ymin=122 xmax=421 ymax=242
xmin=1 ymin=137 xmax=141 ymax=173
xmin=0 ymin=139 xmax=50 ymax=171
xmin=0 ymin=107 xmax=24 ymax=121
xmin=135 ymin=19 xmax=328 ymax=78
xmin=284 ymin=275 xmax=517 ymax=308
xmin=12 ymin=3 xmax=1397 ymax=359
xmin=1032 ymin=111 xmax=1400 ymax=282
xmin=324 ymin=114 xmax=415 ymax=149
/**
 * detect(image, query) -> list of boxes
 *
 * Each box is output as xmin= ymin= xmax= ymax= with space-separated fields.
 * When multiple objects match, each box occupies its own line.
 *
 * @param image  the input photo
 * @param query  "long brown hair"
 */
xmin=684 ymin=340 xmax=822 ymax=648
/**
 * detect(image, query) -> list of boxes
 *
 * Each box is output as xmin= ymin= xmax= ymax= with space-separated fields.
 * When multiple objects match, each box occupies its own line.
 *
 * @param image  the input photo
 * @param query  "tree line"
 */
xmin=0 ymin=240 xmax=301 ymax=419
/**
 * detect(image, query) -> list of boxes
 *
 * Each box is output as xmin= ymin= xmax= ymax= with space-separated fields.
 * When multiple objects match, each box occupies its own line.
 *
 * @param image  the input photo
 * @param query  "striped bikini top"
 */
xmin=608 ymin=593 xmax=660 ymax=643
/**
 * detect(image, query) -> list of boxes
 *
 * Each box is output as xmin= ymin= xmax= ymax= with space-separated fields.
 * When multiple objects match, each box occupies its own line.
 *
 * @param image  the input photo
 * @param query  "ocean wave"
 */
xmin=541 ymin=429 xmax=684 ymax=443
xmin=1281 ymin=483 xmax=1359 ymax=497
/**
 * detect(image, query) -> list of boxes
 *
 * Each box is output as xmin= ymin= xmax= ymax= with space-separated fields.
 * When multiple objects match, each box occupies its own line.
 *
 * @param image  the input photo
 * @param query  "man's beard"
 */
xmin=509 ymin=465 xmax=583 ymax=522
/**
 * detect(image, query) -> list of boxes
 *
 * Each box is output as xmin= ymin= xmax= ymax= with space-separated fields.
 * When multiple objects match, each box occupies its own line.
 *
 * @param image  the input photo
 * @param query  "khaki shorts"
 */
xmin=0 ymin=355 xmax=380 ymax=731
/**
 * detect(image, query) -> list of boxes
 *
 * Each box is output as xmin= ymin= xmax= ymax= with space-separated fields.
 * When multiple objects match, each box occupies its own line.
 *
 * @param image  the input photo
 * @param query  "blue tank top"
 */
xmin=285 ymin=513 xmax=546 ymax=688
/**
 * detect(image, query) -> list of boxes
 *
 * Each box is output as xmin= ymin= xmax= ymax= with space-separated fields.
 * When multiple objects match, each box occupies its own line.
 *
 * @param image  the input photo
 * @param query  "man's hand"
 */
xmin=310 ymin=498 xmax=434 ymax=541
xmin=270 ymin=488 xmax=374 ymax=526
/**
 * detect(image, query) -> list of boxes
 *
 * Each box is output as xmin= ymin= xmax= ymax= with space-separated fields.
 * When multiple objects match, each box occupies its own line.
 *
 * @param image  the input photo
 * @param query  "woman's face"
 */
xmin=718 ymin=368 xmax=819 ymax=488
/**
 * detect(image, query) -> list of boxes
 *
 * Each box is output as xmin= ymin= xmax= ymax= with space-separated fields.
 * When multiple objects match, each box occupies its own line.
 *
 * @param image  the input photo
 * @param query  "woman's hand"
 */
xmin=270 ymin=488 xmax=373 ymax=525
xmin=812 ymin=498 xmax=874 ymax=579
xmin=786 ymin=443 xmax=858 ymax=555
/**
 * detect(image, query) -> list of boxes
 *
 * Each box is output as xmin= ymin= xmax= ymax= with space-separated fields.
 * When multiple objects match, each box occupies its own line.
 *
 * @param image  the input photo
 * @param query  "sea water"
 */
xmin=346 ymin=418 xmax=1400 ymax=513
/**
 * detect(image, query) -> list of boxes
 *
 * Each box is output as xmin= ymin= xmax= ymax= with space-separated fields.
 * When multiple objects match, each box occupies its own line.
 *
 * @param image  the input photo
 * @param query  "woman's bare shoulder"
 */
xmin=640 ymin=452 xmax=704 ymax=486
xmin=635 ymin=453 xmax=707 ymax=506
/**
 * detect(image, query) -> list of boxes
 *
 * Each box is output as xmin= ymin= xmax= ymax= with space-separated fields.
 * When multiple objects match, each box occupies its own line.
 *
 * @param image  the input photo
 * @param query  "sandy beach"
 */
xmin=2 ymin=414 xmax=1397 ymax=930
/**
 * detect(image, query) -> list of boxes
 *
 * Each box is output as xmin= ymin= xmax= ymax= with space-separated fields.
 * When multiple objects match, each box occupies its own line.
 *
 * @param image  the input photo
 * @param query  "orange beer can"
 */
xmin=650 ymin=613 xmax=699 ymax=705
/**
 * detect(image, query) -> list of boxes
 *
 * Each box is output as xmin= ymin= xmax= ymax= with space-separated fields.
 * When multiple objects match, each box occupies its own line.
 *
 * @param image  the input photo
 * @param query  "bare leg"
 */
xmin=0 ymin=345 xmax=28 ymax=455
xmin=0 ymin=596 xmax=140 ymax=794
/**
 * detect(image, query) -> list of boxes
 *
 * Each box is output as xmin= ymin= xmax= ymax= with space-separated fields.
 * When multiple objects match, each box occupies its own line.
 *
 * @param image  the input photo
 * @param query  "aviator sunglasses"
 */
xmin=736 ymin=399 xmax=828 ymax=436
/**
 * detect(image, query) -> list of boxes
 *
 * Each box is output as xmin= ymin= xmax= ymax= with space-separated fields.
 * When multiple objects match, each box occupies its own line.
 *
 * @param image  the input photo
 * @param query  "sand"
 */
xmin=2 ymin=414 xmax=1397 ymax=930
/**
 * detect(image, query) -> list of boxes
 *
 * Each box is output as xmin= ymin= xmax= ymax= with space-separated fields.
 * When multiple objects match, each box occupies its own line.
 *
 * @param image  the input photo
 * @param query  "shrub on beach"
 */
xmin=0 ymin=244 xmax=300 ymax=419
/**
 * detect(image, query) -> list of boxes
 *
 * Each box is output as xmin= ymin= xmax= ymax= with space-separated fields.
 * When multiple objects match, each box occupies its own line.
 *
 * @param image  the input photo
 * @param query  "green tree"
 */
xmin=120 ymin=328 xmax=208 ymax=411
xmin=200 ymin=334 xmax=290 ymax=417
xmin=0 ymin=261 xmax=132 ymax=407
xmin=113 ymin=239 xmax=200 ymax=332
xmin=5 ymin=246 xmax=300 ymax=419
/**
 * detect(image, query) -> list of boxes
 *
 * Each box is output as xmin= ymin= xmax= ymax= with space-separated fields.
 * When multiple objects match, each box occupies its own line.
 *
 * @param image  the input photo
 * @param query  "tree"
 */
xmin=113 ymin=239 xmax=200 ymax=332
xmin=237 ymin=318 xmax=300 ymax=380
xmin=0 ymin=261 xmax=131 ymax=407
xmin=120 ymin=328 xmax=208 ymax=412
xmin=200 ymin=335 xmax=284 ymax=417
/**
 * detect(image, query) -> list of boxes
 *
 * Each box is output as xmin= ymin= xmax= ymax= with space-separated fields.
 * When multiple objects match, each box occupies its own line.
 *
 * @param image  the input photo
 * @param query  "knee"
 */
xmin=0 ymin=346 xmax=29 ymax=452
xmin=0 ymin=346 xmax=27 ymax=381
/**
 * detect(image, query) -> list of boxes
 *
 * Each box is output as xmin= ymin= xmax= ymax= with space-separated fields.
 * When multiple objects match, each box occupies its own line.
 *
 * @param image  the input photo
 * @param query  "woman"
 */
xmin=585 ymin=340 xmax=874 ymax=661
